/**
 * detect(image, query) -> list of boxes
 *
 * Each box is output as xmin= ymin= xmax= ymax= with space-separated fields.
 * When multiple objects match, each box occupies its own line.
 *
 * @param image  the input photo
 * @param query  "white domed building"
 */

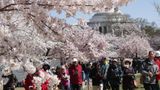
xmin=87 ymin=7 xmax=141 ymax=37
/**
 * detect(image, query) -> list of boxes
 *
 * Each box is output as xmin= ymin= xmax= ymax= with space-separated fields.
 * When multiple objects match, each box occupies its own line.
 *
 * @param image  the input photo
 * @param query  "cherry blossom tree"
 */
xmin=109 ymin=33 xmax=152 ymax=58
xmin=0 ymin=0 xmax=138 ymax=84
xmin=150 ymin=35 xmax=160 ymax=50
xmin=46 ymin=26 xmax=108 ymax=63
xmin=105 ymin=33 xmax=153 ymax=58
xmin=2 ymin=1 xmax=154 ymax=84
xmin=0 ymin=0 xmax=132 ymax=63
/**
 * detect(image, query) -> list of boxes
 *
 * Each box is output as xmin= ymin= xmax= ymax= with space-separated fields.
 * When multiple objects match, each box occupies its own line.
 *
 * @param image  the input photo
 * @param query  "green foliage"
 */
xmin=144 ymin=25 xmax=156 ymax=37
xmin=144 ymin=26 xmax=160 ymax=37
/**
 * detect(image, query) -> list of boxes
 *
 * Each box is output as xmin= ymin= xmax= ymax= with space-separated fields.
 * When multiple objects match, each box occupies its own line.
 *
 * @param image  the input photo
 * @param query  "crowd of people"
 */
xmin=1 ymin=50 xmax=160 ymax=90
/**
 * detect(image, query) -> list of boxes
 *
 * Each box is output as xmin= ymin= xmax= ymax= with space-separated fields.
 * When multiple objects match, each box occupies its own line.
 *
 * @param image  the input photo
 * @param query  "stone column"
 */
xmin=102 ymin=26 xmax=104 ymax=34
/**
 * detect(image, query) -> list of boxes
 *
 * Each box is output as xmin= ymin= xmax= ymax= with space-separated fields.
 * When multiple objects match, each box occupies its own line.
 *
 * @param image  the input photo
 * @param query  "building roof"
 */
xmin=89 ymin=12 xmax=135 ymax=23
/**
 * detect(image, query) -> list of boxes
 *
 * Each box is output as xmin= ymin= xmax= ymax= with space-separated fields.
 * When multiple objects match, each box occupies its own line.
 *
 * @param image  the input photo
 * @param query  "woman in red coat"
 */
xmin=24 ymin=74 xmax=36 ymax=90
xmin=23 ymin=61 xmax=37 ymax=90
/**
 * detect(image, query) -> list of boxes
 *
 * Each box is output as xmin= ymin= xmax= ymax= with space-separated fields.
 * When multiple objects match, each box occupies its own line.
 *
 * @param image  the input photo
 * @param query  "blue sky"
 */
xmin=121 ymin=0 xmax=160 ymax=26
xmin=50 ymin=0 xmax=160 ymax=26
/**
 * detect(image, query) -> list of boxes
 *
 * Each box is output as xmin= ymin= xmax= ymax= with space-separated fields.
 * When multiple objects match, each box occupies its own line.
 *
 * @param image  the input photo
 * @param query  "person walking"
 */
xmin=141 ymin=51 xmax=159 ymax=90
xmin=60 ymin=65 xmax=70 ymax=90
xmin=99 ymin=57 xmax=109 ymax=90
xmin=23 ymin=62 xmax=37 ymax=90
xmin=107 ymin=59 xmax=122 ymax=90
xmin=69 ymin=58 xmax=83 ymax=90
xmin=122 ymin=58 xmax=135 ymax=90
xmin=24 ymin=73 xmax=36 ymax=90
xmin=90 ymin=62 xmax=103 ymax=90
xmin=2 ymin=67 xmax=17 ymax=90
xmin=84 ymin=63 xmax=92 ymax=90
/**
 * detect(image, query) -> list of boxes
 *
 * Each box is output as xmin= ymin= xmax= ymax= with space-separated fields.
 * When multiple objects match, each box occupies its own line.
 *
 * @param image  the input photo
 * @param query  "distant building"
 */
xmin=87 ymin=7 xmax=140 ymax=37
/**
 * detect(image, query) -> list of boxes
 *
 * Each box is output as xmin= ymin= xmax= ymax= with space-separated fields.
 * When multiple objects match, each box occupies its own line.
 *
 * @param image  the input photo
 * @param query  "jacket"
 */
xmin=69 ymin=64 xmax=83 ymax=85
xmin=2 ymin=73 xmax=17 ymax=90
xmin=24 ymin=74 xmax=36 ymax=90
xmin=107 ymin=64 xmax=122 ymax=85
xmin=154 ymin=58 xmax=160 ymax=80
xmin=141 ymin=59 xmax=159 ymax=84
xmin=100 ymin=63 xmax=109 ymax=79
xmin=122 ymin=66 xmax=135 ymax=86
xmin=90 ymin=66 xmax=103 ymax=85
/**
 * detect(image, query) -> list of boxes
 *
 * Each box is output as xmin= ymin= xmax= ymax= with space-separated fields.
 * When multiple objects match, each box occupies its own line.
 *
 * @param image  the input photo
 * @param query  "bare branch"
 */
xmin=0 ymin=3 xmax=17 ymax=10
xmin=41 ymin=20 xmax=59 ymax=35
xmin=0 ymin=8 xmax=18 ymax=12
xmin=27 ymin=13 xmax=60 ymax=35
xmin=154 ymin=2 xmax=160 ymax=15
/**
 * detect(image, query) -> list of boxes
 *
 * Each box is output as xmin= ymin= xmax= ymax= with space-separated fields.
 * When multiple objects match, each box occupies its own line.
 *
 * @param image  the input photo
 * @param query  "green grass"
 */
xmin=134 ymin=73 xmax=144 ymax=90
xmin=15 ymin=88 xmax=24 ymax=90
xmin=119 ymin=73 xmax=144 ymax=90
xmin=83 ymin=73 xmax=144 ymax=90
xmin=0 ymin=87 xmax=24 ymax=90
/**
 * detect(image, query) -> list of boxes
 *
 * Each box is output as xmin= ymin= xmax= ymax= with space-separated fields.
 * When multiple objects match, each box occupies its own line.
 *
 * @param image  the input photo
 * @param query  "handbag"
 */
xmin=140 ymin=75 xmax=144 ymax=84
xmin=133 ymin=80 xmax=138 ymax=87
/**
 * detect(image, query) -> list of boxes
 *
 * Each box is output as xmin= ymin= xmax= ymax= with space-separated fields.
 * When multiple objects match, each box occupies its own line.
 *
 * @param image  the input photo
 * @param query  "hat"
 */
xmin=155 ymin=51 xmax=160 ymax=57
xmin=2 ymin=66 xmax=12 ymax=76
xmin=42 ymin=63 xmax=50 ymax=70
xmin=61 ymin=65 xmax=66 ymax=69
xmin=112 ymin=59 xmax=118 ymax=62
xmin=24 ymin=62 xmax=36 ymax=74
xmin=123 ymin=58 xmax=132 ymax=66
xmin=72 ymin=58 xmax=78 ymax=62
xmin=124 ymin=58 xmax=132 ymax=62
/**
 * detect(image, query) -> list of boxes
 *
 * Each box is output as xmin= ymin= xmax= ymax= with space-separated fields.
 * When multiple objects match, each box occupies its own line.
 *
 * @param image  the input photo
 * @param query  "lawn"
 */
xmin=15 ymin=88 xmax=24 ymax=90
xmin=134 ymin=73 xmax=144 ymax=90
xmin=0 ymin=87 xmax=24 ymax=90
xmin=83 ymin=73 xmax=144 ymax=90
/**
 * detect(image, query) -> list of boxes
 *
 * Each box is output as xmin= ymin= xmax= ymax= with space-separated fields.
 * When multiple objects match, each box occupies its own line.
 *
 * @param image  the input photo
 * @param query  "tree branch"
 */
xmin=41 ymin=20 xmax=59 ymax=35
xmin=0 ymin=4 xmax=17 ymax=10
xmin=0 ymin=8 xmax=18 ymax=12
xmin=0 ymin=2 xmax=94 ymax=12
xmin=28 ymin=13 xmax=60 ymax=35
